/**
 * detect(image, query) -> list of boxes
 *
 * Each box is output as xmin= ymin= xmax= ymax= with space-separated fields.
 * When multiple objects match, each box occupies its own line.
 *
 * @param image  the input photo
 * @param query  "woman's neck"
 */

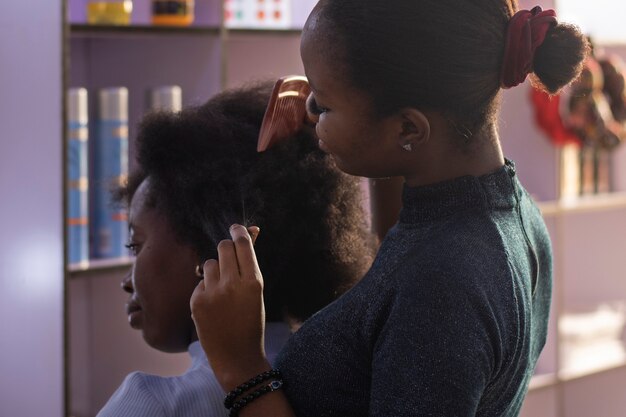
xmin=404 ymin=122 xmax=504 ymax=188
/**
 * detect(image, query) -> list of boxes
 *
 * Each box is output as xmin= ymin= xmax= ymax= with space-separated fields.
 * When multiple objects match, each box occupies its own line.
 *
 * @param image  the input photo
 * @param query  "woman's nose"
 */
xmin=121 ymin=270 xmax=133 ymax=294
xmin=305 ymin=93 xmax=320 ymax=124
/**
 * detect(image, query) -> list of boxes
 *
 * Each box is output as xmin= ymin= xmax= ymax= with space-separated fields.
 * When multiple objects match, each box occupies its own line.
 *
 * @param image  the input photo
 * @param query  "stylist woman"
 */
xmin=191 ymin=1 xmax=589 ymax=416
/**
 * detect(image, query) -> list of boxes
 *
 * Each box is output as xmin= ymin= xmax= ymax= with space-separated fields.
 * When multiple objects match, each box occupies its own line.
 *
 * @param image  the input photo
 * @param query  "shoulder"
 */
xmin=370 ymin=218 xmax=515 ymax=361
xmin=390 ymin=211 xmax=512 ymax=289
xmin=98 ymin=365 xmax=228 ymax=417
xmin=364 ymin=213 xmax=514 ymax=332
xmin=96 ymin=372 xmax=167 ymax=417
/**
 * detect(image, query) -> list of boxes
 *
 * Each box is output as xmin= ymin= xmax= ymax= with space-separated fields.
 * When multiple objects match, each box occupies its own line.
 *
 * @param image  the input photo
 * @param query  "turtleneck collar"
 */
xmin=399 ymin=160 xmax=519 ymax=224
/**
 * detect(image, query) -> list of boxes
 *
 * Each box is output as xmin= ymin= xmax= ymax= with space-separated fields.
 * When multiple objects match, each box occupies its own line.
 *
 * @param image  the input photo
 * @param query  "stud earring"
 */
xmin=195 ymin=264 xmax=204 ymax=278
xmin=402 ymin=143 xmax=413 ymax=152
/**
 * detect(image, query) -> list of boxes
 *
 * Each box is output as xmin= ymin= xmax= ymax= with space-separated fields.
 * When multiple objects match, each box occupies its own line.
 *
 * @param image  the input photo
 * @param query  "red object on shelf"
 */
xmin=530 ymin=87 xmax=582 ymax=147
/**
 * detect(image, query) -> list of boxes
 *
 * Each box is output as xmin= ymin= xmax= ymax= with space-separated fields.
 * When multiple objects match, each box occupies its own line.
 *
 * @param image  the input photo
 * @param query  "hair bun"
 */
xmin=532 ymin=23 xmax=590 ymax=94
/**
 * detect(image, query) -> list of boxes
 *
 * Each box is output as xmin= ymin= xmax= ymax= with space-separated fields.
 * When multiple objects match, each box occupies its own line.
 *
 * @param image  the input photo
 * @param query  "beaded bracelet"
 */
xmin=224 ymin=369 xmax=282 ymax=409
xmin=229 ymin=379 xmax=284 ymax=417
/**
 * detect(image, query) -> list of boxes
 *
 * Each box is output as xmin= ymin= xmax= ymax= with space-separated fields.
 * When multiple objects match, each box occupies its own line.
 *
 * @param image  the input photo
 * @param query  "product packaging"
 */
xmin=86 ymin=1 xmax=133 ymax=25
xmin=152 ymin=0 xmax=195 ymax=26
xmin=67 ymin=88 xmax=90 ymax=265
xmin=93 ymin=87 xmax=129 ymax=259
xmin=150 ymin=85 xmax=182 ymax=112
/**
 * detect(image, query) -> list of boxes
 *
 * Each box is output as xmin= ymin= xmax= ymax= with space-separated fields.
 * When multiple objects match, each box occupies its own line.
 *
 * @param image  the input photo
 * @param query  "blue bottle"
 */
xmin=92 ymin=87 xmax=129 ymax=259
xmin=67 ymin=88 xmax=90 ymax=266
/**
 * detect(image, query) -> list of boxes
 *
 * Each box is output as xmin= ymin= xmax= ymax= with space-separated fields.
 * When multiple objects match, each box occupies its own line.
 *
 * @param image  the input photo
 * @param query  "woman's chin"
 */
xmin=318 ymin=139 xmax=330 ymax=153
xmin=142 ymin=331 xmax=192 ymax=353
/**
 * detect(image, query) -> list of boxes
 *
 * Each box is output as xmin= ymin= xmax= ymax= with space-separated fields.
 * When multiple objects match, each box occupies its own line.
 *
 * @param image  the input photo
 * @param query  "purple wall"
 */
xmin=499 ymin=83 xmax=562 ymax=201
xmin=0 ymin=1 xmax=64 ymax=417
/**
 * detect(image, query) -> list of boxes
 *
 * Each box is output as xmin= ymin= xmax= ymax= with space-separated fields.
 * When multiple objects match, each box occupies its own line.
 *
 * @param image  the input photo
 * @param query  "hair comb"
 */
xmin=257 ymin=75 xmax=312 ymax=152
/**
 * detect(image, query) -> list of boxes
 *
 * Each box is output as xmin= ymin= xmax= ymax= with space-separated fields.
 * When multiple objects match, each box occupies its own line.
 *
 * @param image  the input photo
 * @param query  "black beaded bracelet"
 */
xmin=229 ymin=379 xmax=284 ymax=417
xmin=224 ymin=369 xmax=282 ymax=409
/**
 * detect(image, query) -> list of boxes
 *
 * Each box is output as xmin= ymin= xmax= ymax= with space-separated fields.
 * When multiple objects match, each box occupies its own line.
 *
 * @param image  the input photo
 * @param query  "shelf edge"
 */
xmin=538 ymin=192 xmax=626 ymax=216
xmin=68 ymin=257 xmax=133 ymax=276
xmin=558 ymin=358 xmax=626 ymax=382
xmin=69 ymin=24 xmax=221 ymax=37
xmin=528 ymin=372 xmax=559 ymax=391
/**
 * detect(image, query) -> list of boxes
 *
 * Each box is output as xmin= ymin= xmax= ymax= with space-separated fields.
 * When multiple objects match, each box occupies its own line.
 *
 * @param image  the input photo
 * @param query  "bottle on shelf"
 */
xmin=67 ymin=88 xmax=90 ymax=266
xmin=224 ymin=0 xmax=291 ymax=29
xmin=150 ymin=85 xmax=182 ymax=112
xmin=152 ymin=0 xmax=195 ymax=26
xmin=86 ymin=0 xmax=133 ymax=25
xmin=92 ymin=87 xmax=129 ymax=259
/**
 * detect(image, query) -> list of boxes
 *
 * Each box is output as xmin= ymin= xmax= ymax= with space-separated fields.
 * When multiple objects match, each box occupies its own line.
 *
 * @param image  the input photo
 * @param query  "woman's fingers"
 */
xmin=190 ymin=224 xmax=268 ymax=391
xmin=215 ymin=225 xmax=260 ymax=282
xmin=230 ymin=224 xmax=261 ymax=281
xmin=190 ymin=259 xmax=217 ymax=317
xmin=248 ymin=226 xmax=261 ymax=245
xmin=217 ymin=239 xmax=239 ymax=280
xmin=190 ymin=278 xmax=205 ymax=304
xmin=203 ymin=259 xmax=220 ymax=287
xmin=190 ymin=272 xmax=207 ymax=321
xmin=200 ymin=225 xmax=261 ymax=286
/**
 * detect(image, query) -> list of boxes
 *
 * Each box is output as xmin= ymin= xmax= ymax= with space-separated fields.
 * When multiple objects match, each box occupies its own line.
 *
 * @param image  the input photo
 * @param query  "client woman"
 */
xmin=96 ymin=82 xmax=374 ymax=417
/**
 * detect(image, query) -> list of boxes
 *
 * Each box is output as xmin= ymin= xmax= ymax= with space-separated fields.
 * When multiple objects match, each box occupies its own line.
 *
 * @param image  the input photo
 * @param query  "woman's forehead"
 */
xmin=129 ymin=178 xmax=152 ymax=221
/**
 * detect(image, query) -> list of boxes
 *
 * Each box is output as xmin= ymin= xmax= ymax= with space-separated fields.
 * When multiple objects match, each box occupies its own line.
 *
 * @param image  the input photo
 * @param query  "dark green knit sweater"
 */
xmin=275 ymin=160 xmax=552 ymax=416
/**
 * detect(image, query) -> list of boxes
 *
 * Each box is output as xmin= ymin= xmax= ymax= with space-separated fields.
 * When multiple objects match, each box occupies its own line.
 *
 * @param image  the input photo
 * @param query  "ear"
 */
xmin=396 ymin=108 xmax=430 ymax=150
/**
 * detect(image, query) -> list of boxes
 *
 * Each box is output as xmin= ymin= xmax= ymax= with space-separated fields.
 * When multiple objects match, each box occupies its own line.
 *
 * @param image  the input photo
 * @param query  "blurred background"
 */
xmin=1 ymin=0 xmax=625 ymax=416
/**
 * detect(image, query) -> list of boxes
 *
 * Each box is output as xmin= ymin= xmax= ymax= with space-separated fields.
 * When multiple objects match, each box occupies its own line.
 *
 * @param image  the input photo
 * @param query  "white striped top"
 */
xmin=97 ymin=323 xmax=291 ymax=417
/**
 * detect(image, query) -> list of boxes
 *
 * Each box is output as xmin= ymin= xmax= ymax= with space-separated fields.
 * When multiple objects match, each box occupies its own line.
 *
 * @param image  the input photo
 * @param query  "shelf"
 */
xmin=559 ymin=357 xmax=626 ymax=381
xmin=225 ymin=27 xmax=302 ymax=36
xmin=538 ymin=192 xmax=626 ymax=217
xmin=69 ymin=23 xmax=220 ymax=38
xmin=68 ymin=24 xmax=304 ymax=38
xmin=68 ymin=257 xmax=133 ymax=276
xmin=528 ymin=373 xmax=559 ymax=391
xmin=527 ymin=360 xmax=626 ymax=390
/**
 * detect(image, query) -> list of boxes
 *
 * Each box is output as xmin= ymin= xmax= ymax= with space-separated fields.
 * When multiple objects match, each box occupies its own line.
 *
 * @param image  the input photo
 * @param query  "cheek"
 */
xmin=315 ymin=123 xmax=326 ymax=143
xmin=130 ymin=250 xmax=168 ymax=312
xmin=130 ymin=260 xmax=146 ymax=297
xmin=315 ymin=115 xmax=329 ymax=138
xmin=138 ymin=269 xmax=198 ymax=350
xmin=315 ymin=114 xmax=349 ymax=150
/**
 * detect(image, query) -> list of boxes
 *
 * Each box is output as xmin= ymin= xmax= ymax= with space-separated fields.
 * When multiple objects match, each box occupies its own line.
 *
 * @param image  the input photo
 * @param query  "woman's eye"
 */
xmin=124 ymin=242 xmax=140 ymax=256
xmin=306 ymin=95 xmax=329 ymax=116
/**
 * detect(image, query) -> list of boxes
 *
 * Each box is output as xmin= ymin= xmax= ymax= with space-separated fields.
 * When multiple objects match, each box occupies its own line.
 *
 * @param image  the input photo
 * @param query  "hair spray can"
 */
xmin=150 ymin=85 xmax=182 ymax=112
xmin=93 ymin=87 xmax=129 ymax=259
xmin=67 ymin=88 xmax=90 ymax=265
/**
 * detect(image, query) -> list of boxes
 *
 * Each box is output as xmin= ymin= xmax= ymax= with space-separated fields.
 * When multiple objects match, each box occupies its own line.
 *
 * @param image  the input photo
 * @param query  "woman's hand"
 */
xmin=190 ymin=224 xmax=271 ymax=391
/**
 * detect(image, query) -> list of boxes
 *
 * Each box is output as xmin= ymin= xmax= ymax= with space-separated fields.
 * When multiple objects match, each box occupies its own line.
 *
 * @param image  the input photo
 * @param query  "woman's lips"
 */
xmin=126 ymin=302 xmax=142 ymax=328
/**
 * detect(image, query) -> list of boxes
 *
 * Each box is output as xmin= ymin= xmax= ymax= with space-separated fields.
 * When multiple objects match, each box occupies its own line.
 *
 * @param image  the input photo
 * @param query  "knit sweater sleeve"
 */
xmin=368 ymin=266 xmax=502 ymax=417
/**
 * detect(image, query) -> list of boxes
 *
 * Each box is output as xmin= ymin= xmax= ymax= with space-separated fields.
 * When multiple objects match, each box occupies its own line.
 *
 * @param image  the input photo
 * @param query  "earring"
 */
xmin=402 ymin=143 xmax=413 ymax=152
xmin=195 ymin=264 xmax=204 ymax=278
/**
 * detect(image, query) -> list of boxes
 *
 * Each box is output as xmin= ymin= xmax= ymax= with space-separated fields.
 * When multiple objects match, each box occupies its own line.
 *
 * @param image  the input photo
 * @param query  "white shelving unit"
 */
xmin=519 ymin=194 xmax=626 ymax=417
xmin=499 ymin=6 xmax=626 ymax=412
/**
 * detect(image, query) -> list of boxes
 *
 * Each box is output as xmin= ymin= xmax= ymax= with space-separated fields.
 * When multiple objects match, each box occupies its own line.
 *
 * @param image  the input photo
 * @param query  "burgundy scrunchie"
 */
xmin=500 ymin=6 xmax=558 ymax=89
